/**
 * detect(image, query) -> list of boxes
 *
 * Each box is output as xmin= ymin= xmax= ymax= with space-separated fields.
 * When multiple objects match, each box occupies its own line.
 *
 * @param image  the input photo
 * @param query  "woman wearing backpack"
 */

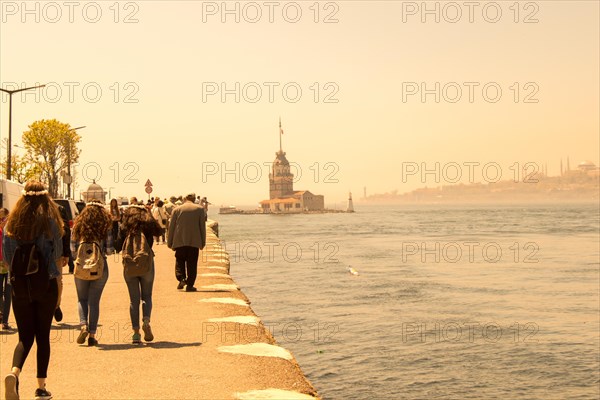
xmin=115 ymin=205 xmax=161 ymax=344
xmin=2 ymin=181 xmax=65 ymax=400
xmin=71 ymin=200 xmax=112 ymax=347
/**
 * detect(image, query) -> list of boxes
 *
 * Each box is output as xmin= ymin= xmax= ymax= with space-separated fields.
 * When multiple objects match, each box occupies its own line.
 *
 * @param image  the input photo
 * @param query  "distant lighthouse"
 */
xmin=347 ymin=192 xmax=355 ymax=213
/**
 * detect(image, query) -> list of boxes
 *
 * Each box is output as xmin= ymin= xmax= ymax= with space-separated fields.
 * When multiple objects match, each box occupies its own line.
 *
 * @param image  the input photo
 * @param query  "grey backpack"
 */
xmin=122 ymin=232 xmax=152 ymax=277
xmin=74 ymin=242 xmax=105 ymax=281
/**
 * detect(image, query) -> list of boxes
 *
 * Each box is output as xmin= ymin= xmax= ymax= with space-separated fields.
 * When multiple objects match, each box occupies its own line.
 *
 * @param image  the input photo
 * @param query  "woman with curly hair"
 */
xmin=115 ymin=205 xmax=161 ymax=344
xmin=71 ymin=200 xmax=112 ymax=347
xmin=2 ymin=181 xmax=65 ymax=400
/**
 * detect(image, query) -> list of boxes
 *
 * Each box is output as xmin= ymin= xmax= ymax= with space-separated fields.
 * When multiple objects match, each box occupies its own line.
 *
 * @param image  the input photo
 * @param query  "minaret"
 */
xmin=567 ymin=156 xmax=570 ymax=172
xmin=347 ymin=192 xmax=354 ymax=213
xmin=269 ymin=118 xmax=294 ymax=199
xmin=560 ymin=159 xmax=563 ymax=176
xmin=363 ymin=186 xmax=367 ymax=200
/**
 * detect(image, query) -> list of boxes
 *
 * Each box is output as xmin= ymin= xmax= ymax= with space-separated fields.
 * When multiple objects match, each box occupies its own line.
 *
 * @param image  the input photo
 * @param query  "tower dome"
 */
xmin=578 ymin=160 xmax=596 ymax=171
xmin=81 ymin=180 xmax=106 ymax=203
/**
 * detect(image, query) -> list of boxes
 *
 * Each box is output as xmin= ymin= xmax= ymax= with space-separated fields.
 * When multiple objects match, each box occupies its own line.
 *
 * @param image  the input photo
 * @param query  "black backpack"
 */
xmin=10 ymin=241 xmax=50 ymax=302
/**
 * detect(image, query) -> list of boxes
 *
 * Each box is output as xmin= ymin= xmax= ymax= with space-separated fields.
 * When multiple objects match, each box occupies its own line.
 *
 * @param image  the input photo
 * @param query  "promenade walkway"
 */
xmin=0 ymin=224 xmax=318 ymax=400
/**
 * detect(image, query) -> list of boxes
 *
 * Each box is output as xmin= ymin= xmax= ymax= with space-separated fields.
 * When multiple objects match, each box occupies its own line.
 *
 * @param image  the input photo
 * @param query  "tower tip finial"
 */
xmin=278 ymin=117 xmax=283 ymax=152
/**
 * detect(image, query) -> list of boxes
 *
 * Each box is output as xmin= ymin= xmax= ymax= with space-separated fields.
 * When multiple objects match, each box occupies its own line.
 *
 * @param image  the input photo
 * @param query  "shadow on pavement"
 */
xmin=97 ymin=341 xmax=202 ymax=351
xmin=51 ymin=323 xmax=80 ymax=330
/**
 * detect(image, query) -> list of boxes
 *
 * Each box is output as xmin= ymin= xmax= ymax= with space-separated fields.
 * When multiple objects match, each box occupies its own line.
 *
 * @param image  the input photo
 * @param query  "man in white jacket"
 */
xmin=151 ymin=200 xmax=168 ymax=244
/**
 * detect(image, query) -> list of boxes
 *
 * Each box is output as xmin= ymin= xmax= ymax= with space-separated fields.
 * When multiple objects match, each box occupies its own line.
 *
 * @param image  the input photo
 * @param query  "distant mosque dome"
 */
xmin=578 ymin=160 xmax=596 ymax=171
xmin=81 ymin=180 xmax=106 ymax=203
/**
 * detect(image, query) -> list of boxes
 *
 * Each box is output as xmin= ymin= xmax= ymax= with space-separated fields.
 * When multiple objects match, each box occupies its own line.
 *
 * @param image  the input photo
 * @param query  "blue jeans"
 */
xmin=74 ymin=264 xmax=109 ymax=334
xmin=123 ymin=259 xmax=154 ymax=329
xmin=0 ymin=273 xmax=11 ymax=324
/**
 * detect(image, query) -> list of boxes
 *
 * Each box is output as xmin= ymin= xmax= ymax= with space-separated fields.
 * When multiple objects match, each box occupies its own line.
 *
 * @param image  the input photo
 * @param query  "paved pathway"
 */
xmin=0 ymin=225 xmax=318 ymax=399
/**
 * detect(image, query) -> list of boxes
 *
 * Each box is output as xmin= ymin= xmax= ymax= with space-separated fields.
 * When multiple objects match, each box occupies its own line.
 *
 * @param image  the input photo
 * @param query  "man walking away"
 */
xmin=167 ymin=193 xmax=206 ymax=292
xmin=163 ymin=196 xmax=177 ymax=236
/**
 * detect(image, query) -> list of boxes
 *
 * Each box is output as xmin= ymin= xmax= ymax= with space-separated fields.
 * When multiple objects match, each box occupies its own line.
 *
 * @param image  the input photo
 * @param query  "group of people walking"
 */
xmin=1 ymin=181 xmax=207 ymax=400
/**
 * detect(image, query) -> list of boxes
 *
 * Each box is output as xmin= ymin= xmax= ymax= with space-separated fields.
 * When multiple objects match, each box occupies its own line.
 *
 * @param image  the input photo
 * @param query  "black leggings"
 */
xmin=112 ymin=221 xmax=119 ymax=245
xmin=11 ymin=278 xmax=58 ymax=378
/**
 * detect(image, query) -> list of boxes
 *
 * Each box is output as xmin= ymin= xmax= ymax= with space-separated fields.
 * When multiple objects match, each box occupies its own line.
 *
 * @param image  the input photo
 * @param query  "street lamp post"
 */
xmin=65 ymin=126 xmax=85 ymax=199
xmin=65 ymin=126 xmax=86 ymax=199
xmin=0 ymin=84 xmax=46 ymax=180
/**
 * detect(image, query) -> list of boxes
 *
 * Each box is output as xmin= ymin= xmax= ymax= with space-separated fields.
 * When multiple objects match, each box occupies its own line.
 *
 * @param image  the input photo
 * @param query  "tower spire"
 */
xmin=279 ymin=117 xmax=283 ymax=153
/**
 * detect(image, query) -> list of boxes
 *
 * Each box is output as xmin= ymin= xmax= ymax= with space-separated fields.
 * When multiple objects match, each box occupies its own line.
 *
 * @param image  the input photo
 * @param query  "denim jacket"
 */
xmin=2 ymin=219 xmax=63 ymax=280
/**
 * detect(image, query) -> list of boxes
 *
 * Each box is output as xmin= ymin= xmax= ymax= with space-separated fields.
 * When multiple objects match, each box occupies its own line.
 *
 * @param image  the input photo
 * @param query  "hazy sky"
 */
xmin=1 ymin=1 xmax=598 ymax=206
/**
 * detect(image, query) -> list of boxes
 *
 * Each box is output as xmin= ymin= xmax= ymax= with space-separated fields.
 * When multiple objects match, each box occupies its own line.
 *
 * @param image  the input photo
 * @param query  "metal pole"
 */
xmin=0 ymin=84 xmax=46 ymax=180
xmin=67 ymin=138 xmax=71 ymax=198
xmin=7 ymin=94 xmax=12 ymax=180
xmin=66 ymin=126 xmax=85 ymax=199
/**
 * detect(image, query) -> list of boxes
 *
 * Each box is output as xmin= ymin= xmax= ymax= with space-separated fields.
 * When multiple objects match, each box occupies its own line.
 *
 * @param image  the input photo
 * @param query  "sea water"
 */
xmin=217 ymin=203 xmax=599 ymax=399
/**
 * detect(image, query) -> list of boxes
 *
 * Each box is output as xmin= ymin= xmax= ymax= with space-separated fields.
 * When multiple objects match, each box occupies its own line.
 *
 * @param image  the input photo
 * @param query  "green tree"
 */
xmin=22 ymin=119 xmax=81 ymax=198
xmin=0 ymin=138 xmax=41 ymax=183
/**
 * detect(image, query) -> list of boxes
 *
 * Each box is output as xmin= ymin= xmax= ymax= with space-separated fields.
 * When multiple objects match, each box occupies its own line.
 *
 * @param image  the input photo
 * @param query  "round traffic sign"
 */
xmin=145 ymin=186 xmax=153 ymax=194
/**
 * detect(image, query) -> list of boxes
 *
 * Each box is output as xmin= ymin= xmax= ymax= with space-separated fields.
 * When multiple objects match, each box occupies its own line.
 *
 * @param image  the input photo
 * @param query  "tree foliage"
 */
xmin=0 ymin=148 xmax=40 ymax=184
xmin=21 ymin=119 xmax=81 ymax=197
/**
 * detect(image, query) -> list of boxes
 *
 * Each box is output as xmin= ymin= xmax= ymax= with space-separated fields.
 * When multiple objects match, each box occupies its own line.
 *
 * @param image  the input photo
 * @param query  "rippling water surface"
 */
xmin=217 ymin=203 xmax=600 ymax=399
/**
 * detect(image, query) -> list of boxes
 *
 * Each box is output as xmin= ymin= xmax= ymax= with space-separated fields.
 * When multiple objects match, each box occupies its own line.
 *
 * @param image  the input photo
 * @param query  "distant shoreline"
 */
xmin=357 ymin=198 xmax=599 ymax=205
xmin=219 ymin=208 xmax=352 ymax=215
xmin=362 ymin=175 xmax=599 ymax=205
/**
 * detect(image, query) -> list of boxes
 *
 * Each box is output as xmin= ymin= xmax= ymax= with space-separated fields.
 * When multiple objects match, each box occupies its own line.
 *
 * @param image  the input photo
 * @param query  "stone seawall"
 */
xmin=199 ymin=220 xmax=320 ymax=399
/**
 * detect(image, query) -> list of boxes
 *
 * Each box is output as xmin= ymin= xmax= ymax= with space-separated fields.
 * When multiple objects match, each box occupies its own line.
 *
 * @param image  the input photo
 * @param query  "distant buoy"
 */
xmin=347 ymin=266 xmax=359 ymax=275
